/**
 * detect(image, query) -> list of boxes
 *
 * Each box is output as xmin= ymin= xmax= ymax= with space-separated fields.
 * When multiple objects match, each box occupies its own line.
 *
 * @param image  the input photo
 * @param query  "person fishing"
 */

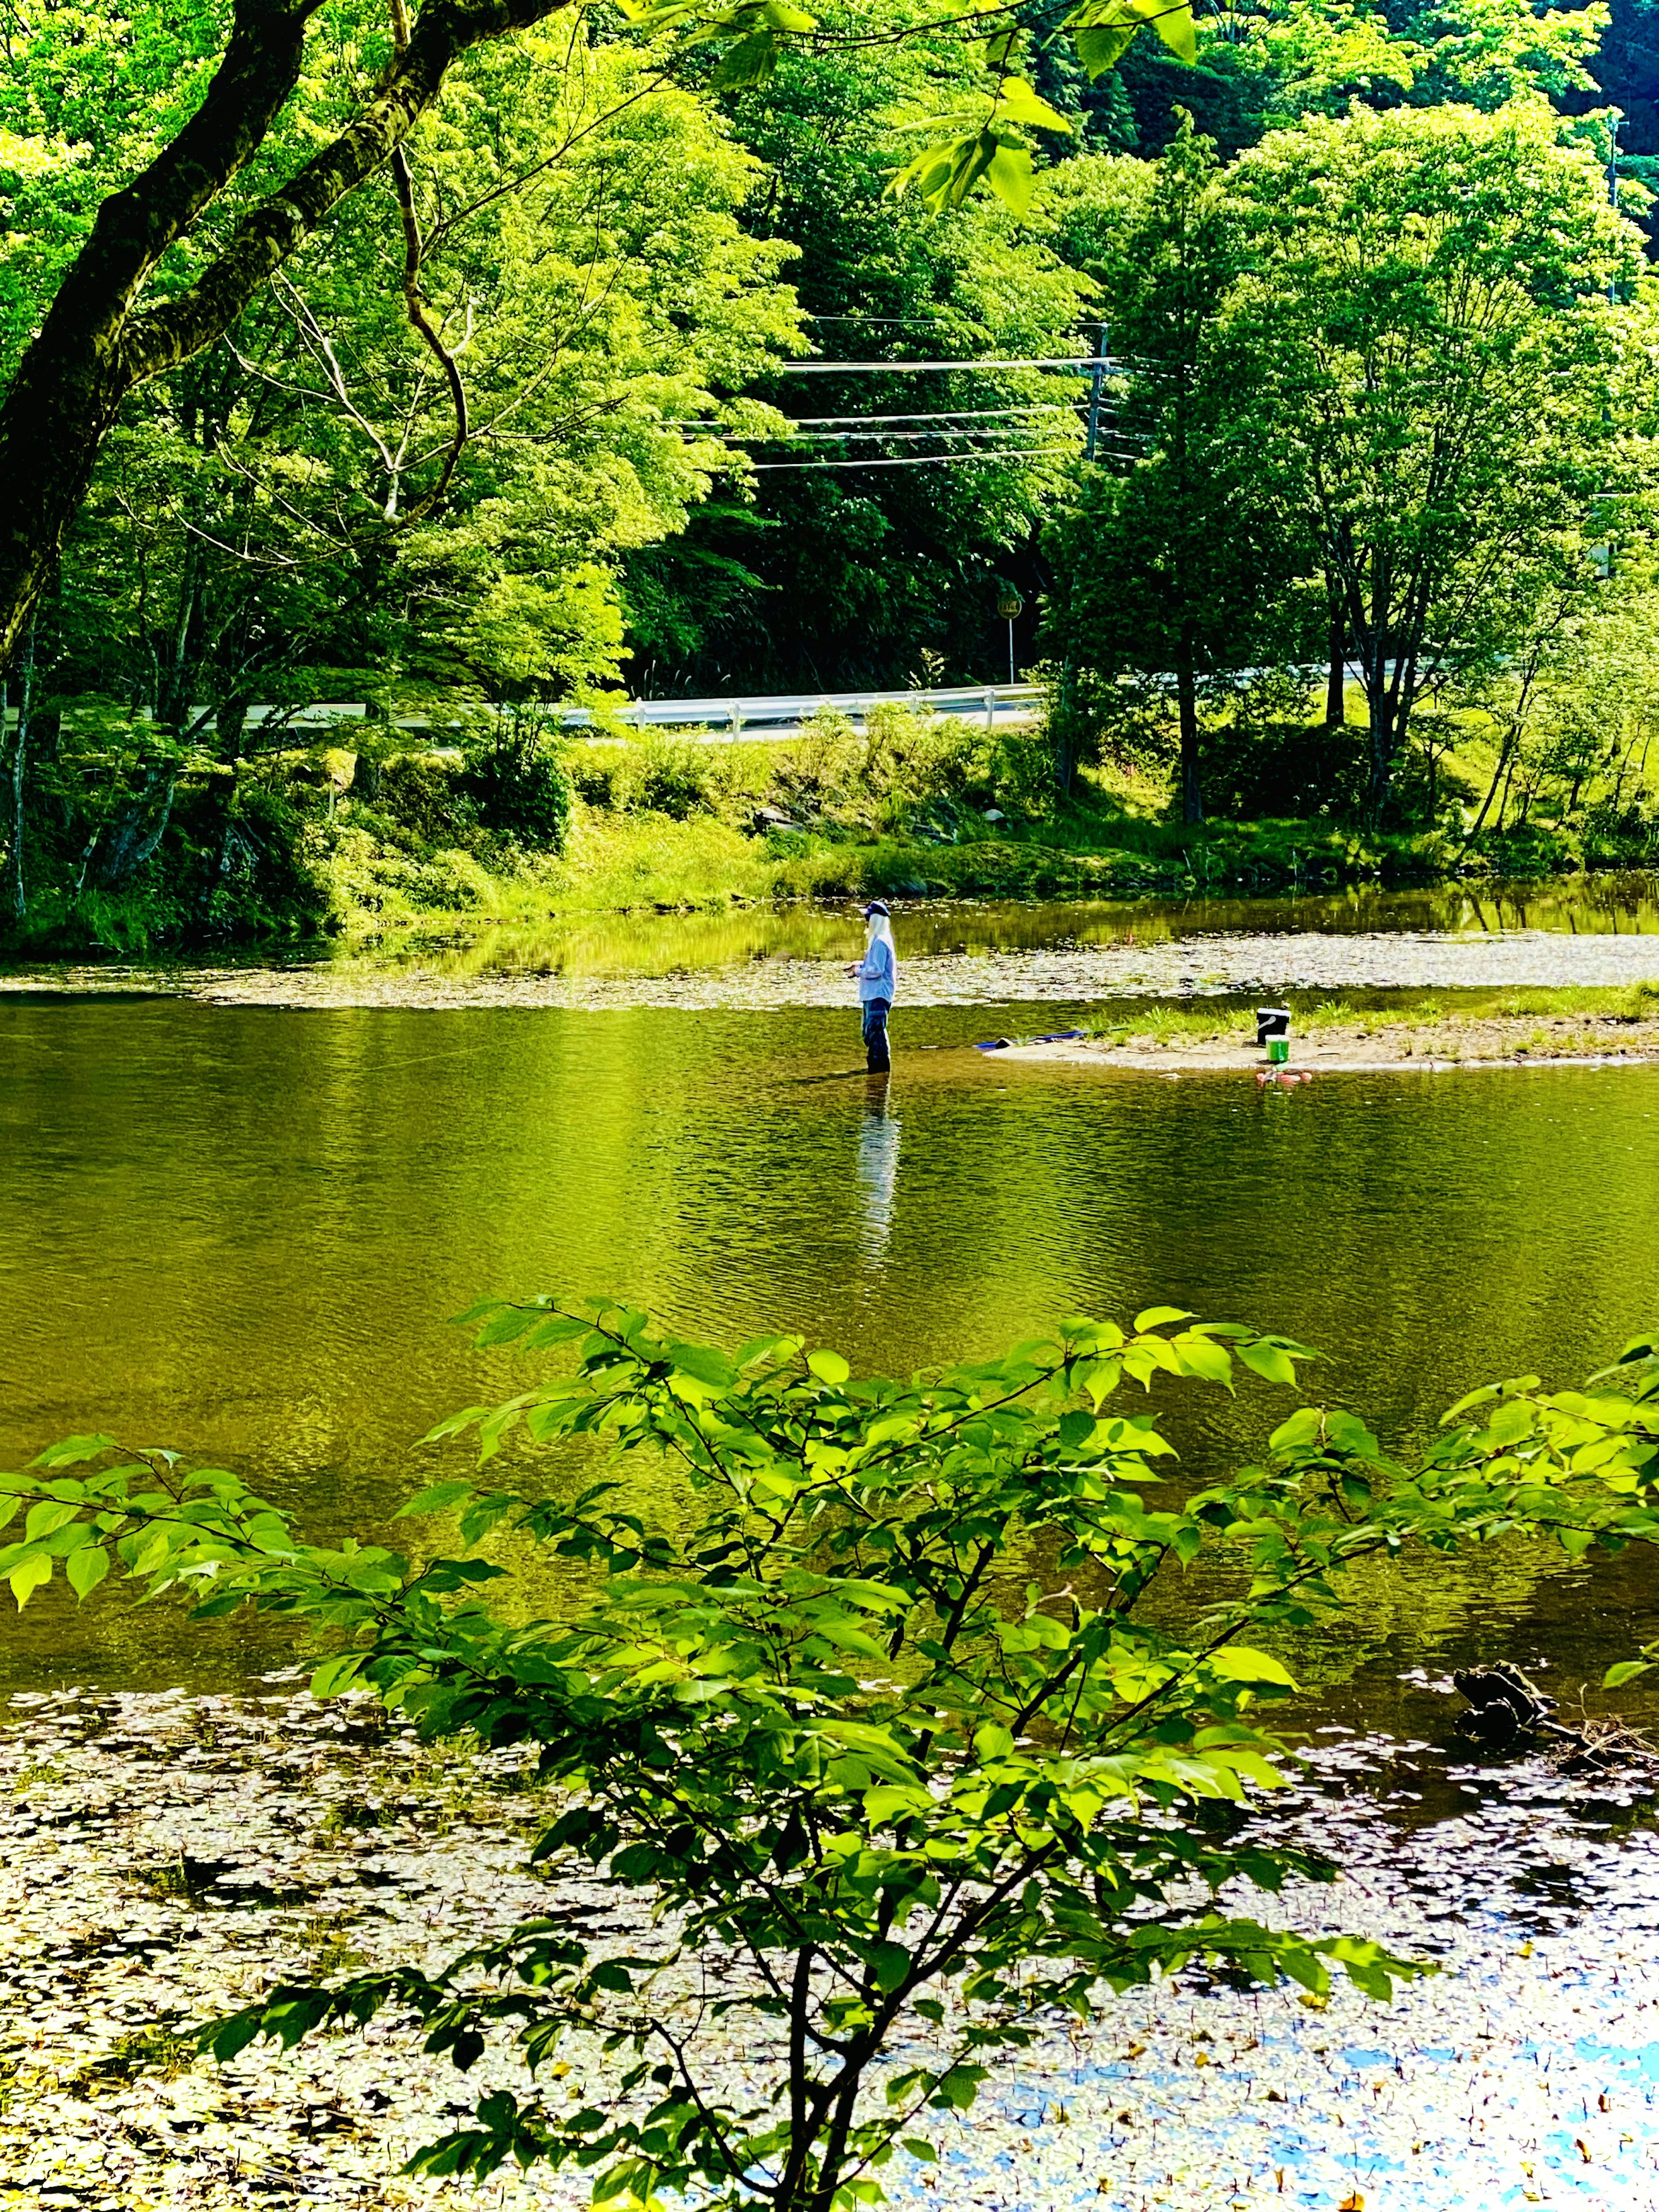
xmin=849 ymin=900 xmax=897 ymax=1073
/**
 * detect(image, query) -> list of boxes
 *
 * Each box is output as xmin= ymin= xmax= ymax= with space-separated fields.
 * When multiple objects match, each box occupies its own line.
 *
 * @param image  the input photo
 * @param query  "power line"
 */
xmin=784 ymin=403 xmax=1080 ymax=426
xmin=750 ymin=447 xmax=1075 ymax=471
xmin=664 ymin=404 xmax=1088 ymax=431
xmin=782 ymin=359 xmax=1101 ymax=375
xmin=762 ymin=427 xmax=1085 ymax=445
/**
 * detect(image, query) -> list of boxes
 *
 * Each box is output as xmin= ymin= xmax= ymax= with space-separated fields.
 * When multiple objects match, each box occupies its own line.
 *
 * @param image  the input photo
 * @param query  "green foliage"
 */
xmin=1100 ymin=0 xmax=1609 ymax=163
xmin=1218 ymin=102 xmax=1646 ymax=820
xmin=1039 ymin=121 xmax=1309 ymax=812
xmin=1038 ymin=100 xmax=1659 ymax=828
xmin=626 ymin=34 xmax=1091 ymax=695
xmin=7 ymin=1299 xmax=1659 ymax=2204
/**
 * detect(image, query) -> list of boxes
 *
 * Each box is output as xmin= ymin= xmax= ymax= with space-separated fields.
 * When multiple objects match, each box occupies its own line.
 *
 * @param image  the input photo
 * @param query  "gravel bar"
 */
xmin=5 ymin=928 xmax=1659 ymax=1015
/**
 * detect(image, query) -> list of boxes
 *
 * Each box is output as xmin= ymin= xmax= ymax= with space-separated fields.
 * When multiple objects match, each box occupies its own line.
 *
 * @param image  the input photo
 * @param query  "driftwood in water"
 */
xmin=1451 ymin=1665 xmax=1656 ymax=1775
xmin=1453 ymin=1665 xmax=1554 ymax=1748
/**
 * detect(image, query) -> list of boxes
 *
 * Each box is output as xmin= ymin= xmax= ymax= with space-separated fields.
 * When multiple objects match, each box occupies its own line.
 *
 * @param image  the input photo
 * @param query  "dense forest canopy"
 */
xmin=1 ymin=0 xmax=1656 ymax=939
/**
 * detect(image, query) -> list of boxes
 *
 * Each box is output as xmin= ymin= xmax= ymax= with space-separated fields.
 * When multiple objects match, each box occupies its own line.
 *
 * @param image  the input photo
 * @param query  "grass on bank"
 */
xmin=1080 ymin=981 xmax=1659 ymax=1052
xmin=6 ymin=686 xmax=1659 ymax=957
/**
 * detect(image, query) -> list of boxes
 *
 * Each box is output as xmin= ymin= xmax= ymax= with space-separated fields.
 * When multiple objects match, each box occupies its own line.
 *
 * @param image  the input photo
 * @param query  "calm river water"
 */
xmin=4 ymin=884 xmax=1659 ymax=1723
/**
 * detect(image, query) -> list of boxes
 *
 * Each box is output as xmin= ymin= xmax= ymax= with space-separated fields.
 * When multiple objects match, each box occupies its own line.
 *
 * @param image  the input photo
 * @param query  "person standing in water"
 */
xmin=849 ymin=900 xmax=896 ymax=1072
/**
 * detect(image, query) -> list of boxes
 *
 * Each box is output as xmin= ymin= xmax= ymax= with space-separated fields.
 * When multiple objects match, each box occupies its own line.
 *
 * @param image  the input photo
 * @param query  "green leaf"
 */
xmin=1603 ymin=1659 xmax=1654 ymax=1688
xmin=890 ymin=129 xmax=1001 ymax=214
xmin=712 ymin=30 xmax=782 ymax=89
xmin=807 ymin=1349 xmax=851 ymax=1387
xmin=1149 ymin=0 xmax=1197 ymax=63
xmin=1073 ymin=20 xmax=1138 ymax=74
xmin=1175 ymin=1338 xmax=1234 ymax=1386
xmin=9 ymin=1552 xmax=53 ymax=1608
xmin=24 ymin=1499 xmax=80 ymax=1541
xmin=1135 ymin=1306 xmax=1195 ymax=1332
xmin=472 ymin=1305 xmax=545 ymax=1348
xmin=396 ymin=1481 xmax=474 ymax=1519
xmin=31 ymin=1433 xmax=117 ymax=1469
xmin=866 ymin=1939 xmax=911 ymax=1992
xmin=995 ymin=78 xmax=1074 ymax=134
xmin=865 ymin=1784 xmax=930 ymax=1821
xmin=1066 ymin=0 xmax=1196 ymax=74
xmin=1206 ymin=1646 xmax=1298 ymax=1689
xmin=310 ymin=1652 xmax=365 ymax=1699
xmin=66 ymin=1545 xmax=110 ymax=1600
xmin=1239 ymin=1342 xmax=1299 ymax=1387
xmin=667 ymin=1341 xmax=738 ymax=1389
xmin=1268 ymin=1407 xmax=1323 ymax=1453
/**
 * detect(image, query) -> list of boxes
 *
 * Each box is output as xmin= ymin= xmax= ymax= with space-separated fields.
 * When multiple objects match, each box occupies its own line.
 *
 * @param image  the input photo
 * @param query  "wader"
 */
xmin=862 ymin=998 xmax=891 ymax=1073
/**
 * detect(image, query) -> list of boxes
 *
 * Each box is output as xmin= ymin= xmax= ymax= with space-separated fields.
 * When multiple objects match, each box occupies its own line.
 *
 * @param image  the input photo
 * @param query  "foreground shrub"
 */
xmin=4 ymin=1306 xmax=1657 ymax=2209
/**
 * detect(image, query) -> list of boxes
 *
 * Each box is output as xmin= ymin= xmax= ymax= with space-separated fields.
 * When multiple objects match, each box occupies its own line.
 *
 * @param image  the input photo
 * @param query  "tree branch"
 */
xmin=0 ymin=0 xmax=574 ymax=672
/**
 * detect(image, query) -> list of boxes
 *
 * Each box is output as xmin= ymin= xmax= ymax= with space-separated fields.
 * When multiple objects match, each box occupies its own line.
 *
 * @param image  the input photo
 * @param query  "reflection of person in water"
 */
xmin=847 ymin=900 xmax=896 ymax=1072
xmin=856 ymin=1076 xmax=901 ymax=1263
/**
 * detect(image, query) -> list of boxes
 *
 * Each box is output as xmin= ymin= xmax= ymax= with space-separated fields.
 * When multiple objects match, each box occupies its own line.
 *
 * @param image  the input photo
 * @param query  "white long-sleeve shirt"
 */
xmin=855 ymin=937 xmax=896 ymax=1004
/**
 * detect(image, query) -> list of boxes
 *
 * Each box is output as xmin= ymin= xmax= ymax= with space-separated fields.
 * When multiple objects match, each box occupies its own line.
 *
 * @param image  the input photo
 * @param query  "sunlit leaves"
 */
xmin=8 ymin=1294 xmax=1659 ymax=2208
xmin=1067 ymin=0 xmax=1197 ymax=73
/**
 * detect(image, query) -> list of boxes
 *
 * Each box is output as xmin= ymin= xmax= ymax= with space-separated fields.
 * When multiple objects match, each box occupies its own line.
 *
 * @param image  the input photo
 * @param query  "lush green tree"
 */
xmin=4 ymin=1296 xmax=1659 ymax=2206
xmin=1217 ymin=102 xmax=1646 ymax=823
xmin=1456 ymin=560 xmax=1659 ymax=840
xmin=8 ymin=27 xmax=803 ymax=924
xmin=628 ymin=40 xmax=1090 ymax=693
xmin=0 ymin=0 xmax=1202 ymax=680
xmin=1089 ymin=0 xmax=1609 ymax=162
xmin=1039 ymin=122 xmax=1305 ymax=818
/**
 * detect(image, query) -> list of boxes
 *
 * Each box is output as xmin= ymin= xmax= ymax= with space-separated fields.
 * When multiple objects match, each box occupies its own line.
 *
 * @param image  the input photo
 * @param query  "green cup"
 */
xmin=1266 ymin=1036 xmax=1290 ymax=1065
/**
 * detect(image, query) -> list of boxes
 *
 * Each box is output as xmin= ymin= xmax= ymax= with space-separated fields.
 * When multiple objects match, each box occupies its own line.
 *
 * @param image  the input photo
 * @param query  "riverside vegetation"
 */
xmin=3 ymin=1296 xmax=1659 ymax=2207
xmin=6 ymin=688 xmax=1659 ymax=958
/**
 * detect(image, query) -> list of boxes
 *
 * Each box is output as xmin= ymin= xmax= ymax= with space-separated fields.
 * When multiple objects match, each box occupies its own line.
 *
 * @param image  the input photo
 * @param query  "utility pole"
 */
xmin=1608 ymin=107 xmax=1624 ymax=303
xmin=996 ymin=584 xmax=1023 ymax=683
xmin=1084 ymin=323 xmax=1107 ymax=463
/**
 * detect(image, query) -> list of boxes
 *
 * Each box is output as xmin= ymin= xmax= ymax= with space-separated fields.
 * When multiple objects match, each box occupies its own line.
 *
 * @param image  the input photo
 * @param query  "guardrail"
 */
xmin=556 ymin=683 xmax=1045 ymax=740
xmin=60 ymin=683 xmax=1047 ymax=745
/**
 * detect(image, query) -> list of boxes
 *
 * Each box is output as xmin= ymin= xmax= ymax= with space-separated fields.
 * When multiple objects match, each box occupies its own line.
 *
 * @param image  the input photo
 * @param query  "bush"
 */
xmin=1199 ymin=716 xmax=1368 ymax=821
xmin=461 ymin=744 xmax=573 ymax=849
xmin=10 ymin=1300 xmax=1659 ymax=2207
xmin=620 ymin=731 xmax=721 ymax=821
xmin=567 ymin=745 xmax=623 ymax=809
xmin=375 ymin=753 xmax=480 ymax=845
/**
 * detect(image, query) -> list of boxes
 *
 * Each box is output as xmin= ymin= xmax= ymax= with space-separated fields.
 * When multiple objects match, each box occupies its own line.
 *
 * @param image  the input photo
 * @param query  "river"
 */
xmin=6 ymin=883 xmax=1659 ymax=2212
xmin=4 ymin=880 xmax=1659 ymax=1716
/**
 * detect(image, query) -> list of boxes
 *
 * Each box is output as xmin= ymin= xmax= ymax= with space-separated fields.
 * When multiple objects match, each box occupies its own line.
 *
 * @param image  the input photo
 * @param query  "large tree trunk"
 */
xmin=1176 ymin=620 xmax=1202 ymax=824
xmin=200 ymin=699 xmax=252 ymax=924
xmin=1324 ymin=597 xmax=1345 ymax=730
xmin=0 ymin=0 xmax=568 ymax=677
xmin=2 ymin=619 xmax=33 ymax=923
xmin=1363 ymin=693 xmax=1397 ymax=825
xmin=97 ymin=765 xmax=179 ymax=890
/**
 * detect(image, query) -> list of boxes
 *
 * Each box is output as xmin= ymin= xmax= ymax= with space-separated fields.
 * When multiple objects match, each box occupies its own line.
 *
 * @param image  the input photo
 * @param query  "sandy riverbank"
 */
xmin=1002 ymin=1011 xmax=1659 ymax=1076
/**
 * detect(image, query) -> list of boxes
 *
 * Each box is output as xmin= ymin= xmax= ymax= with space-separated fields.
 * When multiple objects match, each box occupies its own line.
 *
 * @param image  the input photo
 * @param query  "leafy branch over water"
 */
xmin=3 ymin=1301 xmax=1658 ymax=2209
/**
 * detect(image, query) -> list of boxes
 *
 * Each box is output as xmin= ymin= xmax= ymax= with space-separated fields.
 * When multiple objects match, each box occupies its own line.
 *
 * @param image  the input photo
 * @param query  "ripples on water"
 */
xmin=3 ymin=986 xmax=1659 ymax=1716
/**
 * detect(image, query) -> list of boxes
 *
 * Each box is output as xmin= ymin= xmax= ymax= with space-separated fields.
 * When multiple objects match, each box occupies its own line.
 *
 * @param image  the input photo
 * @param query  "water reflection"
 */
xmin=855 ymin=1075 xmax=902 ymax=1266
xmin=167 ymin=872 xmax=1659 ymax=986
xmin=3 ymin=995 xmax=1659 ymax=1703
